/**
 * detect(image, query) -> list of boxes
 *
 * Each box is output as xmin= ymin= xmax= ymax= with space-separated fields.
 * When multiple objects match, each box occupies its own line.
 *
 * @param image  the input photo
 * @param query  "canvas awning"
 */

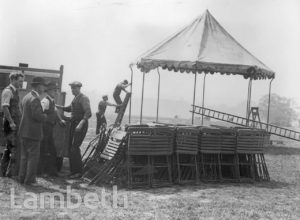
xmin=136 ymin=10 xmax=275 ymax=80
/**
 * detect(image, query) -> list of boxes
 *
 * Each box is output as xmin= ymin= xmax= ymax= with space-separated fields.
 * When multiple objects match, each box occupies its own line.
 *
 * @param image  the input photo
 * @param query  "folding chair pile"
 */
xmin=127 ymin=126 xmax=175 ymax=188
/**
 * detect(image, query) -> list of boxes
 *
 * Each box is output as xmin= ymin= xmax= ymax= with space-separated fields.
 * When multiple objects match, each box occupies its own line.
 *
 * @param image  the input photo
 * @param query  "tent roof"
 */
xmin=135 ymin=10 xmax=275 ymax=80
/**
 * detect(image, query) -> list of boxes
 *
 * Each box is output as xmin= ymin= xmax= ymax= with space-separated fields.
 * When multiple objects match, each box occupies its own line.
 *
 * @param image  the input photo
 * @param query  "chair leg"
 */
xmin=195 ymin=154 xmax=199 ymax=184
xmin=250 ymin=154 xmax=255 ymax=181
xmin=201 ymin=153 xmax=205 ymax=179
xmin=167 ymin=155 xmax=172 ymax=184
xmin=148 ymin=156 xmax=151 ymax=187
xmin=127 ymin=155 xmax=132 ymax=189
xmin=218 ymin=154 xmax=222 ymax=181
xmin=176 ymin=154 xmax=181 ymax=183
xmin=235 ymin=153 xmax=240 ymax=181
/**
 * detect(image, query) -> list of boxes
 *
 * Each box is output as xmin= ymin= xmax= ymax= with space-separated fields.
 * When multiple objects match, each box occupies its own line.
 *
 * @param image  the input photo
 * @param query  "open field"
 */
xmin=0 ymin=116 xmax=300 ymax=219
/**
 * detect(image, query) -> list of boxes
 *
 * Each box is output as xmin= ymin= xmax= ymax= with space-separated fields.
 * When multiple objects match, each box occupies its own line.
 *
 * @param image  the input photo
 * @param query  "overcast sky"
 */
xmin=1 ymin=0 xmax=300 ymax=117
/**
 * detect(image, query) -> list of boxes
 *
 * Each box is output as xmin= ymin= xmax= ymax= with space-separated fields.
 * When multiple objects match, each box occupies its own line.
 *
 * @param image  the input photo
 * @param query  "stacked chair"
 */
xmin=236 ymin=128 xmax=270 ymax=181
xmin=175 ymin=127 xmax=200 ymax=184
xmin=82 ymin=126 xmax=110 ymax=181
xmin=82 ymin=127 xmax=128 ymax=185
xmin=219 ymin=128 xmax=239 ymax=182
xmin=199 ymin=127 xmax=222 ymax=181
xmin=126 ymin=126 xmax=175 ymax=188
xmin=82 ymin=124 xmax=270 ymax=188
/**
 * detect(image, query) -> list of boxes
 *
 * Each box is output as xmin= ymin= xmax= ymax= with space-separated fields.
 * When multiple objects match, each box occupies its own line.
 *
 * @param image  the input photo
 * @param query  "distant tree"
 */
xmin=258 ymin=93 xmax=298 ymax=127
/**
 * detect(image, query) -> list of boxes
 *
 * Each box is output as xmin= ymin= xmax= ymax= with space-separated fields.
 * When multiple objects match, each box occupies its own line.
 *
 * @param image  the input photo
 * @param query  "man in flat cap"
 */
xmin=56 ymin=81 xmax=91 ymax=179
xmin=18 ymin=77 xmax=47 ymax=185
xmin=113 ymin=79 xmax=131 ymax=113
xmin=0 ymin=71 xmax=24 ymax=177
xmin=39 ymin=81 xmax=66 ymax=176
xmin=96 ymin=95 xmax=119 ymax=134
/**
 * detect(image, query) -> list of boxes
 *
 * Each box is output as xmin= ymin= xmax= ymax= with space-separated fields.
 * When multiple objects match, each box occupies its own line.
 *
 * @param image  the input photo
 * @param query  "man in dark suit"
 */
xmin=56 ymin=81 xmax=91 ymax=179
xmin=39 ymin=81 xmax=66 ymax=176
xmin=18 ymin=77 xmax=47 ymax=185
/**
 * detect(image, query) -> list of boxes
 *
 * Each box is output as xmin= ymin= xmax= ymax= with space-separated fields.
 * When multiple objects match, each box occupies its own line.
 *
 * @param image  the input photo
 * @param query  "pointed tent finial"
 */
xmin=203 ymin=9 xmax=211 ymax=19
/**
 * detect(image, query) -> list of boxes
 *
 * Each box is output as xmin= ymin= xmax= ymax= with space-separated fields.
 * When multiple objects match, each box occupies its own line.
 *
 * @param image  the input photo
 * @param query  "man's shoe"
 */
xmin=24 ymin=182 xmax=39 ymax=187
xmin=69 ymin=173 xmax=82 ymax=179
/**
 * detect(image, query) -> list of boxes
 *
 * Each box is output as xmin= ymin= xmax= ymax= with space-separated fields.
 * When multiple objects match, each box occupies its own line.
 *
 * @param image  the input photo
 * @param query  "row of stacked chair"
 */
xmin=126 ymin=126 xmax=175 ymax=188
xmin=126 ymin=125 xmax=270 ymax=188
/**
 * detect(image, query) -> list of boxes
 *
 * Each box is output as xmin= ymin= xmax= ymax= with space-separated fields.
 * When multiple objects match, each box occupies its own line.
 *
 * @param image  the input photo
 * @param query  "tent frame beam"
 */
xmin=156 ymin=68 xmax=161 ymax=122
xmin=192 ymin=72 xmax=198 ymax=124
xmin=267 ymin=78 xmax=274 ymax=129
xmin=140 ymin=72 xmax=146 ymax=124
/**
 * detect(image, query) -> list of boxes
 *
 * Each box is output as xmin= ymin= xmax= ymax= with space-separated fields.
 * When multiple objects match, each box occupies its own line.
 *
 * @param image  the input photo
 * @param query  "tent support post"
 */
xmin=201 ymin=73 xmax=207 ymax=125
xmin=192 ymin=72 xmax=197 ymax=124
xmin=140 ymin=72 xmax=145 ymax=124
xmin=129 ymin=64 xmax=134 ymax=124
xmin=156 ymin=68 xmax=161 ymax=123
xmin=246 ymin=78 xmax=253 ymax=126
xmin=267 ymin=78 xmax=274 ymax=130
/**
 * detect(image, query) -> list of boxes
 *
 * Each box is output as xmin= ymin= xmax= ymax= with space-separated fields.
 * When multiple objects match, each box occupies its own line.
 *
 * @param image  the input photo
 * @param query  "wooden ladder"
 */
xmin=191 ymin=105 xmax=300 ymax=142
xmin=114 ymin=93 xmax=131 ymax=127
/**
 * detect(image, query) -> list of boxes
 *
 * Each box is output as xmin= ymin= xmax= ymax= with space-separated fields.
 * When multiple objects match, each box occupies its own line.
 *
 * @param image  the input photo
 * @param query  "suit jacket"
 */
xmin=19 ymin=91 xmax=47 ymax=141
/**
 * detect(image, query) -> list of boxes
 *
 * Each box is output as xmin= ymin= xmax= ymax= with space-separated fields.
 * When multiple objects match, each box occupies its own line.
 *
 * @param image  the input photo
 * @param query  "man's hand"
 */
xmin=75 ymin=120 xmax=85 ymax=132
xmin=9 ymin=122 xmax=16 ymax=130
xmin=55 ymin=104 xmax=64 ymax=109
xmin=59 ymin=119 xmax=66 ymax=126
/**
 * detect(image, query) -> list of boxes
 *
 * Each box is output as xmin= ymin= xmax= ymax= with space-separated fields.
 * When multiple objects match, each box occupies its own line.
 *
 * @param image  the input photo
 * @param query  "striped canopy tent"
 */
xmin=129 ymin=10 xmax=275 ymax=124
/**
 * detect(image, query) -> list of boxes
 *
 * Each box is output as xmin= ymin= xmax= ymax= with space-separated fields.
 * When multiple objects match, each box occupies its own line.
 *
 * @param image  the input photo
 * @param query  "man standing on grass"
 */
xmin=18 ymin=77 xmax=47 ymax=185
xmin=96 ymin=95 xmax=118 ymax=134
xmin=56 ymin=81 xmax=91 ymax=179
xmin=0 ymin=72 xmax=24 ymax=177
xmin=39 ymin=81 xmax=66 ymax=177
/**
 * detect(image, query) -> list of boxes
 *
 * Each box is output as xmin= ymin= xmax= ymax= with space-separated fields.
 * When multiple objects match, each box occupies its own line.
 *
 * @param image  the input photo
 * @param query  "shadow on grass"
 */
xmin=265 ymin=145 xmax=300 ymax=155
xmin=122 ymin=179 xmax=291 ymax=195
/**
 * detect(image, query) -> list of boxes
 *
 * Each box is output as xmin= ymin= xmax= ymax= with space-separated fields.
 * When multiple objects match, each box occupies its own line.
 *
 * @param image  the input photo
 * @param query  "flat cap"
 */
xmin=31 ymin=77 xmax=47 ymax=86
xmin=69 ymin=81 xmax=82 ymax=87
xmin=46 ymin=81 xmax=59 ymax=91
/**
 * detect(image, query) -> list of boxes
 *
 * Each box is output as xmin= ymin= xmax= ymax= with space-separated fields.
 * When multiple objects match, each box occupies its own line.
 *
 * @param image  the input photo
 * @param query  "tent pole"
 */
xmin=249 ymin=78 xmax=253 ymax=117
xmin=140 ymin=72 xmax=145 ymax=124
xmin=246 ymin=79 xmax=250 ymax=120
xmin=201 ymin=73 xmax=207 ymax=125
xmin=192 ymin=72 xmax=197 ymax=125
xmin=129 ymin=64 xmax=134 ymax=124
xmin=267 ymin=78 xmax=274 ymax=130
xmin=246 ymin=78 xmax=253 ymax=126
xmin=156 ymin=68 xmax=161 ymax=123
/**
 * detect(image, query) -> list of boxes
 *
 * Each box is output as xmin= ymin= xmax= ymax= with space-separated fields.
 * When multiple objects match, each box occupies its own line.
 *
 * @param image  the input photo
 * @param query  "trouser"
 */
xmin=113 ymin=93 xmax=122 ymax=113
xmin=0 ymin=130 xmax=20 ymax=177
xmin=96 ymin=113 xmax=107 ymax=134
xmin=68 ymin=120 xmax=88 ymax=174
xmin=39 ymin=124 xmax=57 ymax=176
xmin=18 ymin=138 xmax=40 ymax=184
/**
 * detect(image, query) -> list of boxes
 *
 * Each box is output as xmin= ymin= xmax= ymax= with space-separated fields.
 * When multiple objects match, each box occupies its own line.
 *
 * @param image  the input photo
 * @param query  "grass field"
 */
xmin=0 ymin=115 xmax=300 ymax=219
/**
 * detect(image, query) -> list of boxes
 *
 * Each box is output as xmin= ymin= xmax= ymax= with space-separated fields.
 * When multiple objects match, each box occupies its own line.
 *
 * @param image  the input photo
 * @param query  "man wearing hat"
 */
xmin=96 ymin=95 xmax=119 ymax=134
xmin=0 ymin=71 xmax=24 ymax=177
xmin=18 ymin=77 xmax=47 ymax=185
xmin=39 ymin=81 xmax=66 ymax=176
xmin=113 ymin=79 xmax=131 ymax=113
xmin=56 ymin=81 xmax=91 ymax=179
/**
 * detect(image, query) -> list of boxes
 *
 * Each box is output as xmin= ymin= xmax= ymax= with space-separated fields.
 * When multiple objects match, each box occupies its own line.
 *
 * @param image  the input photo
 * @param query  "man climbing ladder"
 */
xmin=113 ymin=80 xmax=131 ymax=113
xmin=114 ymin=92 xmax=131 ymax=127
